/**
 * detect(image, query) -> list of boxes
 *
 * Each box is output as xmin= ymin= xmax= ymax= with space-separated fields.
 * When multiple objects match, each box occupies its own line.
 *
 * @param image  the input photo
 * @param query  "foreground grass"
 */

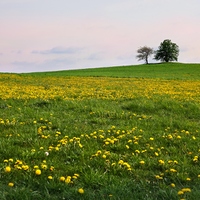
xmin=0 ymin=64 xmax=200 ymax=199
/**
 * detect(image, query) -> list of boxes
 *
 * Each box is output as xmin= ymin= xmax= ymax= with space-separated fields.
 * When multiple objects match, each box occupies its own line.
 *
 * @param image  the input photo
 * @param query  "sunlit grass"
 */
xmin=0 ymin=64 xmax=200 ymax=199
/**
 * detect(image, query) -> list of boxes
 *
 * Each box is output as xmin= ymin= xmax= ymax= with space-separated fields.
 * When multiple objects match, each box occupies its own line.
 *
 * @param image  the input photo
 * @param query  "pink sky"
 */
xmin=1 ymin=0 xmax=200 ymax=72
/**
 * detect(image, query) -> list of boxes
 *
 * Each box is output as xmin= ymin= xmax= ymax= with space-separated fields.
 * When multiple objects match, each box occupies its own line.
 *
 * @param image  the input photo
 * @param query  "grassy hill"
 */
xmin=24 ymin=62 xmax=200 ymax=80
xmin=0 ymin=62 xmax=200 ymax=199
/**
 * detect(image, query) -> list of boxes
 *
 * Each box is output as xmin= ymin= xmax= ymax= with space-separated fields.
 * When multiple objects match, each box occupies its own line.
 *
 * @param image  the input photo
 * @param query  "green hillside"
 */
xmin=0 ymin=62 xmax=200 ymax=199
xmin=24 ymin=63 xmax=200 ymax=80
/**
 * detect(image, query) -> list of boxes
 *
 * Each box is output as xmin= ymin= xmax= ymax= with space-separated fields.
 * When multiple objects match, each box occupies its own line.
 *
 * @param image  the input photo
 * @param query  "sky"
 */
xmin=1 ymin=0 xmax=200 ymax=73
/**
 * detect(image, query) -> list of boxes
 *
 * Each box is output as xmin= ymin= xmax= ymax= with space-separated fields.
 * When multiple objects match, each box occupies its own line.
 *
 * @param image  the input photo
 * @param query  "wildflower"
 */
xmin=186 ymin=177 xmax=191 ymax=181
xmin=169 ymin=168 xmax=177 ymax=173
xmin=22 ymin=165 xmax=29 ymax=171
xmin=5 ymin=166 xmax=11 ymax=173
xmin=41 ymin=164 xmax=48 ymax=170
xmin=74 ymin=173 xmax=80 ymax=177
xmin=158 ymin=160 xmax=165 ymax=165
xmin=78 ymin=188 xmax=84 ymax=194
xmin=50 ymin=166 xmax=54 ymax=171
xmin=60 ymin=176 xmax=65 ymax=182
xmin=182 ymin=188 xmax=191 ymax=192
xmin=35 ymin=169 xmax=41 ymax=175
xmin=170 ymin=183 xmax=175 ymax=187
xmin=174 ymin=160 xmax=178 ymax=164
xmin=139 ymin=161 xmax=145 ymax=165
xmin=105 ymin=141 xmax=109 ymax=145
xmin=8 ymin=182 xmax=14 ymax=187
xmin=102 ymin=155 xmax=106 ymax=159
xmin=48 ymin=176 xmax=53 ymax=180
xmin=178 ymin=190 xmax=184 ymax=195
xmin=65 ymin=176 xmax=71 ymax=184
xmin=155 ymin=175 xmax=163 ymax=180
xmin=79 ymin=143 xmax=83 ymax=148
xmin=118 ymin=160 xmax=124 ymax=165
xmin=135 ymin=150 xmax=140 ymax=154
xmin=168 ymin=160 xmax=173 ymax=164
xmin=45 ymin=152 xmax=49 ymax=156
xmin=155 ymin=152 xmax=159 ymax=156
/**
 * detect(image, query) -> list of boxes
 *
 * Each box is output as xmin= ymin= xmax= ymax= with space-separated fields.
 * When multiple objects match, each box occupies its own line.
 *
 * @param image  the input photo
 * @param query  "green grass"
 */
xmin=23 ymin=62 xmax=200 ymax=80
xmin=0 ymin=63 xmax=200 ymax=199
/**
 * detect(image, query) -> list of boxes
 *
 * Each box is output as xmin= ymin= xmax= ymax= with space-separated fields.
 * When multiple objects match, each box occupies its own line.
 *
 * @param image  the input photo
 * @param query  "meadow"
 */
xmin=0 ymin=63 xmax=200 ymax=199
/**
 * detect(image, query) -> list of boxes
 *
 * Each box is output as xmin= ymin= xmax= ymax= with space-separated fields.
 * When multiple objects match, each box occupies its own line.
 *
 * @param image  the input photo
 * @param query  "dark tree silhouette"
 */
xmin=154 ymin=39 xmax=179 ymax=62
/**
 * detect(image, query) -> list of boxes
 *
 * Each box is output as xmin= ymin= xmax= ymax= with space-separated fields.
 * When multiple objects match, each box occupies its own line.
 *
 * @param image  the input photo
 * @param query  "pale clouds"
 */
xmin=32 ymin=47 xmax=83 ymax=55
xmin=0 ymin=0 xmax=200 ymax=72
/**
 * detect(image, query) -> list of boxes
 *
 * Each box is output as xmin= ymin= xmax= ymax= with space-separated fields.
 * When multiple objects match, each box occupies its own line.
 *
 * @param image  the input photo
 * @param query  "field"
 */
xmin=0 ymin=63 xmax=200 ymax=199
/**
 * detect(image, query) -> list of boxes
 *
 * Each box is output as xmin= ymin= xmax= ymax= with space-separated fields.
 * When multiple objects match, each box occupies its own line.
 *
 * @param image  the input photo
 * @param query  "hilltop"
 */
xmin=22 ymin=62 xmax=200 ymax=80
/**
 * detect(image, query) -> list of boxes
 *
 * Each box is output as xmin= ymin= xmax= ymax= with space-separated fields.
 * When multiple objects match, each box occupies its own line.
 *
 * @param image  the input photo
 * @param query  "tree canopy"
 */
xmin=154 ymin=39 xmax=179 ymax=62
xmin=136 ymin=46 xmax=154 ymax=64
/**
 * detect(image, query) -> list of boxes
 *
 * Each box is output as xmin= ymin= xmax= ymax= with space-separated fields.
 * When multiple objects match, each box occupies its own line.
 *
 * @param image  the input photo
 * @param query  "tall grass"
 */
xmin=0 ymin=63 xmax=200 ymax=199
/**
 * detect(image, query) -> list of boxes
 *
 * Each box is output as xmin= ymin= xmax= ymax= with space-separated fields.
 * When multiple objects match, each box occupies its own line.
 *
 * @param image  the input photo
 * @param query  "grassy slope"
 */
xmin=23 ymin=63 xmax=200 ymax=80
xmin=0 ymin=63 xmax=200 ymax=199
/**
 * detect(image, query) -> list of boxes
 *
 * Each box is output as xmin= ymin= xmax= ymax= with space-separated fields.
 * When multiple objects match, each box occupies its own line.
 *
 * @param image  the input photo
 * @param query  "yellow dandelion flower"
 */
xmin=78 ymin=188 xmax=84 ymax=194
xmin=8 ymin=182 xmax=14 ymax=187
xmin=65 ymin=176 xmax=71 ymax=184
xmin=139 ymin=161 xmax=145 ymax=165
xmin=155 ymin=152 xmax=159 ymax=156
xmin=158 ymin=160 xmax=165 ymax=165
xmin=22 ymin=165 xmax=29 ymax=171
xmin=50 ymin=166 xmax=55 ymax=171
xmin=170 ymin=183 xmax=175 ymax=187
xmin=74 ymin=173 xmax=79 ymax=177
xmin=169 ymin=168 xmax=177 ymax=173
xmin=102 ymin=155 xmax=106 ymax=159
xmin=182 ymin=188 xmax=191 ymax=192
xmin=178 ymin=190 xmax=184 ymax=195
xmin=60 ymin=176 xmax=65 ymax=182
xmin=5 ymin=166 xmax=11 ymax=173
xmin=35 ymin=169 xmax=41 ymax=175
xmin=173 ymin=160 xmax=178 ymax=164
xmin=79 ymin=143 xmax=83 ymax=148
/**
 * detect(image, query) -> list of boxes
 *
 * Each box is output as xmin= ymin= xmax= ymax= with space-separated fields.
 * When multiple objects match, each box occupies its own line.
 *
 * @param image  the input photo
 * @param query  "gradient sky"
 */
xmin=1 ymin=0 xmax=200 ymax=72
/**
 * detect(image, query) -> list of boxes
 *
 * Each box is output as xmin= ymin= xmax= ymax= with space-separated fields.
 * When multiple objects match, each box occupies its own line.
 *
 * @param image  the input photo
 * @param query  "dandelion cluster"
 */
xmin=0 ymin=72 xmax=199 ymax=199
xmin=0 ymin=74 xmax=199 ymax=102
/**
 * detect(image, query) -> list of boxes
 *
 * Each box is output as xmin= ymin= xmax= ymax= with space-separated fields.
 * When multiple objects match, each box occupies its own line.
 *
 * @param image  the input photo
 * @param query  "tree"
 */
xmin=154 ymin=39 xmax=179 ymax=62
xmin=136 ymin=46 xmax=154 ymax=64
